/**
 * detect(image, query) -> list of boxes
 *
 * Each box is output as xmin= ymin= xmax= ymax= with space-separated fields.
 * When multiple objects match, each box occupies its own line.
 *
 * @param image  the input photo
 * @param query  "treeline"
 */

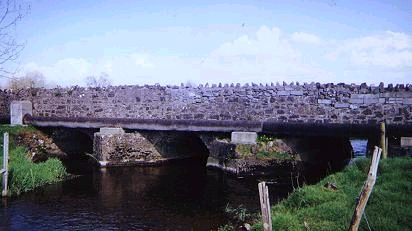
xmin=1 ymin=71 xmax=113 ymax=90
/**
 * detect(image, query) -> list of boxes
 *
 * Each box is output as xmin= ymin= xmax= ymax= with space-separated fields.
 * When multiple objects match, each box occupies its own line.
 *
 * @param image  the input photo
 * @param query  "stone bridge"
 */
xmin=1 ymin=82 xmax=411 ymax=171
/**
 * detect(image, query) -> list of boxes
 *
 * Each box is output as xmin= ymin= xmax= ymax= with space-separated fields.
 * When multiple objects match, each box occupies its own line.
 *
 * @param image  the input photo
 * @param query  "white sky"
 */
xmin=1 ymin=0 xmax=411 ymax=87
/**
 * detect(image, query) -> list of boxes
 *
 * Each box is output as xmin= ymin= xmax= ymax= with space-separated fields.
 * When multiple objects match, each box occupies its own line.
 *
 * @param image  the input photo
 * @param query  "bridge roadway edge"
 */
xmin=22 ymin=114 xmax=412 ymax=137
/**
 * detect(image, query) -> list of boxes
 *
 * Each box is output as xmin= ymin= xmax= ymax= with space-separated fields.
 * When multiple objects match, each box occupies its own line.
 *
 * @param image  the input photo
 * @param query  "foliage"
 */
xmin=251 ymin=157 xmax=412 ymax=231
xmin=235 ymin=144 xmax=252 ymax=158
xmin=0 ymin=124 xmax=36 ymax=147
xmin=7 ymin=146 xmax=67 ymax=196
xmin=85 ymin=72 xmax=112 ymax=88
xmin=6 ymin=70 xmax=49 ymax=90
xmin=217 ymin=223 xmax=236 ymax=231
xmin=1 ymin=125 xmax=68 ymax=196
xmin=257 ymin=134 xmax=275 ymax=143
xmin=224 ymin=203 xmax=253 ymax=223
xmin=217 ymin=203 xmax=257 ymax=231
xmin=233 ymin=134 xmax=293 ymax=161
xmin=256 ymin=151 xmax=291 ymax=160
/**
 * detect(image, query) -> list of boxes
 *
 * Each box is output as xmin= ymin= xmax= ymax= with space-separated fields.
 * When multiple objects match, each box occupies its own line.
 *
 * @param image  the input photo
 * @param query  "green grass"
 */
xmin=1 ymin=125 xmax=67 ymax=196
xmin=234 ymin=135 xmax=293 ymax=161
xmin=251 ymin=157 xmax=412 ymax=231
xmin=256 ymin=151 xmax=291 ymax=160
xmin=257 ymin=134 xmax=275 ymax=143
xmin=235 ymin=144 xmax=252 ymax=158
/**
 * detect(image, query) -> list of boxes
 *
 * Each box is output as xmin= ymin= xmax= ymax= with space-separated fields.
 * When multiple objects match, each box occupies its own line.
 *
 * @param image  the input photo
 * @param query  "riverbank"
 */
xmin=0 ymin=125 xmax=68 ymax=197
xmin=248 ymin=156 xmax=412 ymax=230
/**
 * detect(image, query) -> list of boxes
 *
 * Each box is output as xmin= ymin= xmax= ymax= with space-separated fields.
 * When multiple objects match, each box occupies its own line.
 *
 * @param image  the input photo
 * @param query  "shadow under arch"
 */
xmin=38 ymin=127 xmax=98 ymax=174
xmin=134 ymin=130 xmax=210 ymax=165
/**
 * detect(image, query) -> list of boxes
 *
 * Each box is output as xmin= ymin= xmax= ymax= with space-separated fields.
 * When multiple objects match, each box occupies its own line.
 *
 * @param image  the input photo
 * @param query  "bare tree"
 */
xmin=0 ymin=0 xmax=30 ymax=79
xmin=85 ymin=72 xmax=112 ymax=88
xmin=7 ymin=70 xmax=46 ymax=89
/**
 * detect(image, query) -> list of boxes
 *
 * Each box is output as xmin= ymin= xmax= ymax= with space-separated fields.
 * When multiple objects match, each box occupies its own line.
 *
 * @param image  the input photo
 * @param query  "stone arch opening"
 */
xmin=139 ymin=131 xmax=210 ymax=163
xmin=39 ymin=127 xmax=96 ymax=173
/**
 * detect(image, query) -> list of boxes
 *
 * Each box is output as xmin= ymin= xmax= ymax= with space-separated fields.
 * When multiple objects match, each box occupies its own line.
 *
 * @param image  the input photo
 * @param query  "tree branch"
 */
xmin=0 ymin=0 xmax=29 ymax=78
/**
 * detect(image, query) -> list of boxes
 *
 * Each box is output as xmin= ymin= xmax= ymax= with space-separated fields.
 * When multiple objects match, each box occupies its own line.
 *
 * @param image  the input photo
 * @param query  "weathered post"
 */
xmin=348 ymin=146 xmax=382 ymax=231
xmin=258 ymin=181 xmax=272 ymax=231
xmin=380 ymin=122 xmax=387 ymax=158
xmin=2 ymin=132 xmax=9 ymax=197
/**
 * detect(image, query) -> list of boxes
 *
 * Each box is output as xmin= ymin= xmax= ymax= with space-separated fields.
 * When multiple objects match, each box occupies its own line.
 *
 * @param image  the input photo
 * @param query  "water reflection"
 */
xmin=350 ymin=139 xmax=368 ymax=156
xmin=1 ymin=158 xmax=334 ymax=231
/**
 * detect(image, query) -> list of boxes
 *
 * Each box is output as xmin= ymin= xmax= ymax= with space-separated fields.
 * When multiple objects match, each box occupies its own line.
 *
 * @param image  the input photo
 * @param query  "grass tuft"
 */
xmin=1 ymin=125 xmax=68 ymax=196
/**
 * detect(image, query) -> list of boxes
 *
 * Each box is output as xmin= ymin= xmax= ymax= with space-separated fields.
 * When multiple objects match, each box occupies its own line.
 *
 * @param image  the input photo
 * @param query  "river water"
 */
xmin=0 ymin=140 xmax=367 ymax=231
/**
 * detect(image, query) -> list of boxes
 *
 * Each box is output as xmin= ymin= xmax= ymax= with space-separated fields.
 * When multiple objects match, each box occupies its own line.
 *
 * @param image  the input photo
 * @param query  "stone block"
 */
xmin=387 ymin=98 xmax=403 ymax=104
xmin=403 ymin=98 xmax=412 ymax=105
xmin=396 ymin=92 xmax=412 ymax=98
xmin=349 ymin=98 xmax=363 ymax=104
xmin=231 ymin=132 xmax=257 ymax=144
xmin=363 ymin=94 xmax=379 ymax=99
xmin=318 ymin=99 xmax=332 ymax=104
xmin=10 ymin=101 xmax=32 ymax=125
xmin=277 ymin=90 xmax=290 ymax=96
xmin=99 ymin=127 xmax=125 ymax=135
xmin=350 ymin=94 xmax=364 ymax=99
xmin=334 ymin=103 xmax=349 ymax=108
xmin=290 ymin=90 xmax=304 ymax=96
xmin=380 ymin=92 xmax=396 ymax=98
xmin=401 ymin=137 xmax=412 ymax=147
xmin=363 ymin=98 xmax=379 ymax=105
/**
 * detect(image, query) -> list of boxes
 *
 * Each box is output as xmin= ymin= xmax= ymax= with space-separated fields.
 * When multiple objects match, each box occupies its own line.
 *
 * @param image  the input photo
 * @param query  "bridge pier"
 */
xmin=93 ymin=129 xmax=209 ymax=167
xmin=93 ymin=127 xmax=164 ymax=167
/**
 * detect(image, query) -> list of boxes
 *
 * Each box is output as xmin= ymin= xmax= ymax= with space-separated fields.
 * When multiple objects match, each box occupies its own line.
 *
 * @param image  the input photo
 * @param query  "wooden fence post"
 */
xmin=348 ymin=146 xmax=382 ymax=231
xmin=380 ymin=122 xmax=387 ymax=158
xmin=2 ymin=132 xmax=9 ymax=197
xmin=258 ymin=181 xmax=272 ymax=231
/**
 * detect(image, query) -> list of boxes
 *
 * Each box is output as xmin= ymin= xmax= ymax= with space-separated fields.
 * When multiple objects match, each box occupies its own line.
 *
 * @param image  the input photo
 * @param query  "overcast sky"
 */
xmin=1 ymin=0 xmax=411 ymax=87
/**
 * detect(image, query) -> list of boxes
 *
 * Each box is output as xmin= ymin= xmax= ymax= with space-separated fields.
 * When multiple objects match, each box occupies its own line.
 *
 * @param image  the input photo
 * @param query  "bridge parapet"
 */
xmin=1 ymin=82 xmax=411 ymax=126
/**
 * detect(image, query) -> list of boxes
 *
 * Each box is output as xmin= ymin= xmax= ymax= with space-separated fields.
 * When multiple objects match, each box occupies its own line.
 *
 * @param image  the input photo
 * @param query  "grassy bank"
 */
xmin=250 ymin=156 xmax=412 ymax=231
xmin=0 ymin=125 xmax=67 ymax=196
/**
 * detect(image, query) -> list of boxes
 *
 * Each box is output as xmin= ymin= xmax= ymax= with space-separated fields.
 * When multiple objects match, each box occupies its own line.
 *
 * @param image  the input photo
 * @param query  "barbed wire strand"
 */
xmin=363 ymin=212 xmax=372 ymax=231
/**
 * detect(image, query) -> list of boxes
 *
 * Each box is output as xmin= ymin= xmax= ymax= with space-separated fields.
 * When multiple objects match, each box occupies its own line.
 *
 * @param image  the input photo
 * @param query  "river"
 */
xmin=0 ymin=139 xmax=367 ymax=231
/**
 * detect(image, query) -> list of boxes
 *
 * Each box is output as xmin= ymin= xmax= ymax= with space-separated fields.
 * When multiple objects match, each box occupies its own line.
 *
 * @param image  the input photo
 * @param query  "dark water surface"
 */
xmin=0 ymin=140 xmax=367 ymax=231
xmin=0 ymin=160 xmax=294 ymax=231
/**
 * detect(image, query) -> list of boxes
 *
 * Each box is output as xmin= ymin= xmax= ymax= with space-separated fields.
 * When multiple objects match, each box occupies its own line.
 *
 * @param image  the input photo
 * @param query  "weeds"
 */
xmin=218 ymin=203 xmax=257 ymax=231
xmin=256 ymin=151 xmax=291 ymax=160
xmin=1 ymin=125 xmax=68 ymax=196
xmin=257 ymin=134 xmax=275 ymax=143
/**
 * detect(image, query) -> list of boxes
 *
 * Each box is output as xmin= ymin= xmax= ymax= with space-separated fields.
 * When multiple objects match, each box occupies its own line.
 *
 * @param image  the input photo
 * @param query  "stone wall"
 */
xmin=1 ymin=82 xmax=412 ymax=125
xmin=94 ymin=130 xmax=209 ymax=166
xmin=203 ymin=135 xmax=352 ymax=175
